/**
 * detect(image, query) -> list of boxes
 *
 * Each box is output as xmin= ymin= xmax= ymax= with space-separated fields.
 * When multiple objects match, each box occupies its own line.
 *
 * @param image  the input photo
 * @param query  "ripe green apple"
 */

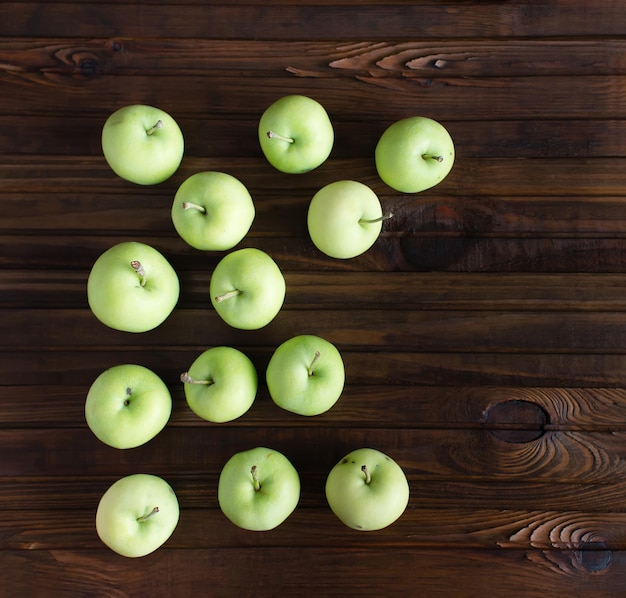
xmin=258 ymin=95 xmax=334 ymax=174
xmin=181 ymin=346 xmax=258 ymax=423
xmin=171 ymin=171 xmax=255 ymax=251
xmin=266 ymin=335 xmax=345 ymax=416
xmin=87 ymin=241 xmax=179 ymax=332
xmin=307 ymin=180 xmax=392 ymax=259
xmin=96 ymin=473 xmax=179 ymax=558
xmin=101 ymin=104 xmax=184 ymax=185
xmin=375 ymin=116 xmax=455 ymax=193
xmin=85 ymin=364 xmax=172 ymax=449
xmin=325 ymin=447 xmax=410 ymax=531
xmin=210 ymin=247 xmax=286 ymax=330
xmin=218 ymin=447 xmax=300 ymax=531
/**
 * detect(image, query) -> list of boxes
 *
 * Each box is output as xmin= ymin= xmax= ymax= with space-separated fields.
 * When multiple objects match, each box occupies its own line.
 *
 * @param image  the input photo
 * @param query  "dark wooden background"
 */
xmin=3 ymin=1 xmax=626 ymax=596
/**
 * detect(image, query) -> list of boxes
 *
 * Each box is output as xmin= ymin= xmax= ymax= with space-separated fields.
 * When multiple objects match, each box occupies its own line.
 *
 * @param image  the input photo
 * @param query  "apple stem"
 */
xmin=308 ymin=350 xmax=321 ymax=377
xmin=180 ymin=372 xmax=214 ymax=385
xmin=422 ymin=153 xmax=444 ymax=163
xmin=251 ymin=465 xmax=261 ymax=491
xmin=182 ymin=201 xmax=206 ymax=214
xmin=146 ymin=120 xmax=163 ymax=136
xmin=137 ymin=506 xmax=159 ymax=522
xmin=359 ymin=211 xmax=394 ymax=224
xmin=361 ymin=465 xmax=372 ymax=485
xmin=214 ymin=289 xmax=242 ymax=303
xmin=130 ymin=260 xmax=147 ymax=287
xmin=266 ymin=130 xmax=295 ymax=144
xmin=124 ymin=387 xmax=132 ymax=406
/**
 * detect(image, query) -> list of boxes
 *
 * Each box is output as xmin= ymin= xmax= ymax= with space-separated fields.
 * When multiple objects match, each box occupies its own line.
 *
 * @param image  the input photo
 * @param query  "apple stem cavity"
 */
xmin=359 ymin=212 xmax=394 ymax=225
xmin=130 ymin=260 xmax=147 ymax=287
xmin=182 ymin=201 xmax=206 ymax=214
xmin=308 ymin=350 xmax=321 ymax=377
xmin=146 ymin=120 xmax=163 ymax=136
xmin=250 ymin=465 xmax=261 ymax=491
xmin=422 ymin=153 xmax=444 ymax=163
xmin=361 ymin=465 xmax=372 ymax=485
xmin=180 ymin=372 xmax=214 ymax=386
xmin=137 ymin=506 xmax=159 ymax=522
xmin=214 ymin=289 xmax=242 ymax=303
xmin=266 ymin=130 xmax=295 ymax=144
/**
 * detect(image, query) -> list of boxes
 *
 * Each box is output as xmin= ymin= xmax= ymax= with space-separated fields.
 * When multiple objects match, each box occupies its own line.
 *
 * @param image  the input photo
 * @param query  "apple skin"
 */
xmin=218 ymin=447 xmax=300 ymax=531
xmin=375 ymin=116 xmax=455 ymax=193
xmin=182 ymin=346 xmax=258 ymax=423
xmin=210 ymin=248 xmax=286 ymax=330
xmin=325 ymin=447 xmax=410 ymax=531
xmin=171 ymin=171 xmax=255 ymax=251
xmin=266 ymin=335 xmax=345 ymax=416
xmin=85 ymin=364 xmax=172 ymax=449
xmin=101 ymin=104 xmax=184 ymax=185
xmin=307 ymin=180 xmax=385 ymax=259
xmin=96 ymin=473 xmax=180 ymax=558
xmin=87 ymin=241 xmax=180 ymax=333
xmin=258 ymin=95 xmax=334 ymax=174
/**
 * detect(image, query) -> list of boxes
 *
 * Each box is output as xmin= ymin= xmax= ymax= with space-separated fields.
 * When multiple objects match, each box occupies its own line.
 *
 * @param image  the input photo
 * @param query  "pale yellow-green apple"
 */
xmin=181 ymin=346 xmax=258 ymax=423
xmin=218 ymin=447 xmax=300 ymax=531
xmin=375 ymin=116 xmax=454 ymax=193
xmin=325 ymin=447 xmax=410 ymax=531
xmin=101 ymin=104 xmax=184 ymax=185
xmin=96 ymin=474 xmax=179 ymax=557
xmin=307 ymin=180 xmax=391 ymax=259
xmin=266 ymin=335 xmax=345 ymax=416
xmin=258 ymin=95 xmax=334 ymax=173
xmin=171 ymin=171 xmax=255 ymax=251
xmin=87 ymin=241 xmax=179 ymax=332
xmin=210 ymin=248 xmax=286 ymax=330
xmin=85 ymin=364 xmax=172 ymax=449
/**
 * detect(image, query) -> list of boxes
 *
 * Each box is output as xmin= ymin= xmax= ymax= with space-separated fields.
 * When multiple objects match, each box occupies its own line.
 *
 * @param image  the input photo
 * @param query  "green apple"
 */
xmin=325 ymin=447 xmax=410 ymax=531
xmin=210 ymin=248 xmax=286 ymax=330
xmin=307 ymin=180 xmax=392 ymax=259
xmin=375 ymin=116 xmax=455 ymax=193
xmin=85 ymin=364 xmax=172 ymax=449
xmin=101 ymin=104 xmax=184 ymax=185
xmin=258 ymin=95 xmax=334 ymax=174
xmin=96 ymin=473 xmax=179 ymax=558
xmin=181 ymin=346 xmax=258 ymax=423
xmin=171 ymin=171 xmax=255 ymax=251
xmin=87 ymin=241 xmax=179 ymax=333
xmin=266 ymin=335 xmax=345 ymax=416
xmin=218 ymin=447 xmax=300 ymax=531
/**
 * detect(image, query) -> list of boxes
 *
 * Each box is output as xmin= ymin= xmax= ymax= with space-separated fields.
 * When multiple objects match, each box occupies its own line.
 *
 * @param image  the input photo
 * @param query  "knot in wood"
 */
xmin=484 ymin=399 xmax=548 ymax=443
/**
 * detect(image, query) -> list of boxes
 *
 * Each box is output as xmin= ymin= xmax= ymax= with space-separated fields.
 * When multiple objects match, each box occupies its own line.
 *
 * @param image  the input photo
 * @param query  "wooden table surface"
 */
xmin=3 ymin=1 xmax=626 ymax=596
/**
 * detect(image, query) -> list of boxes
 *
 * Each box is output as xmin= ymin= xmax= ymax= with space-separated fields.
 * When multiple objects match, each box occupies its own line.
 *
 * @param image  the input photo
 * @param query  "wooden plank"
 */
xmin=2 ymin=157 xmax=625 ymax=198
xmin=2 ymin=117 xmax=625 ymax=158
xmin=3 ymin=38 xmax=626 ymax=79
xmin=5 ymin=308 xmax=626 ymax=355
xmin=3 ymin=386 xmax=626 ymax=430
xmin=6 ymin=474 xmax=626 ymax=512
xmin=2 ymin=426 xmax=626 ymax=482
xmin=2 ymin=74 xmax=626 ymax=120
xmin=4 ymin=271 xmax=626 ymax=311
xmin=3 ymin=507 xmax=626 ymax=551
xmin=1 ymin=349 xmax=624 ymax=387
xmin=4 ymin=233 xmax=626 ymax=273
xmin=3 ymin=3 xmax=626 ymax=39
xmin=3 ymin=548 xmax=624 ymax=596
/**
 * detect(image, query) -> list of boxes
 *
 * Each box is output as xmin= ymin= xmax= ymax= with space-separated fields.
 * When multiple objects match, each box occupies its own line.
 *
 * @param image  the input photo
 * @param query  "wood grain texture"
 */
xmin=4 ymin=1 xmax=626 ymax=596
